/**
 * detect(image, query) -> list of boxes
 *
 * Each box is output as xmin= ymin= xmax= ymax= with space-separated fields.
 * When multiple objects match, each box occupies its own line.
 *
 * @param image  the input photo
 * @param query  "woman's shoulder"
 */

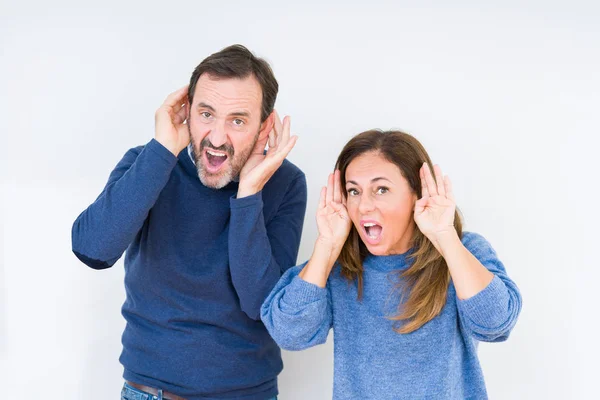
xmin=461 ymin=231 xmax=488 ymax=246
xmin=460 ymin=231 xmax=499 ymax=259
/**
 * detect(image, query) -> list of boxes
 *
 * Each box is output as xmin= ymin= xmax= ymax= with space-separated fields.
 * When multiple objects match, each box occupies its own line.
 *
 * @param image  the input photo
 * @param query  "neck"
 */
xmin=383 ymin=222 xmax=415 ymax=255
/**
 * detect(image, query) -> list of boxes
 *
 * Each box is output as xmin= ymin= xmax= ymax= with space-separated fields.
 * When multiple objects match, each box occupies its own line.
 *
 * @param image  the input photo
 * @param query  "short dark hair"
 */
xmin=188 ymin=44 xmax=278 ymax=122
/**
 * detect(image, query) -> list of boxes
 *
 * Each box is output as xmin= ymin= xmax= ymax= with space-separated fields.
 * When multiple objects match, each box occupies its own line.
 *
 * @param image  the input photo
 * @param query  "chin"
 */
xmin=364 ymin=244 xmax=390 ymax=256
xmin=359 ymin=237 xmax=388 ymax=256
xmin=197 ymin=164 xmax=233 ymax=189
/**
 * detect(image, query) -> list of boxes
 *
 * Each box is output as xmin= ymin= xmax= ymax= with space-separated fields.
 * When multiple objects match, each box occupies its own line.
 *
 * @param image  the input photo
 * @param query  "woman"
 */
xmin=261 ymin=130 xmax=522 ymax=399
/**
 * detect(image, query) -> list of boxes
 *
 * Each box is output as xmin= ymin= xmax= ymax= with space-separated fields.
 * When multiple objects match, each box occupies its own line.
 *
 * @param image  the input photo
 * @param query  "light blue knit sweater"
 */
xmin=261 ymin=232 xmax=522 ymax=399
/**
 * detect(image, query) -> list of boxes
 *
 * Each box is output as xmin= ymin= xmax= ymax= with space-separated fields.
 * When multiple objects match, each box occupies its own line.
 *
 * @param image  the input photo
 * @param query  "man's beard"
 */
xmin=189 ymin=124 xmax=260 ymax=189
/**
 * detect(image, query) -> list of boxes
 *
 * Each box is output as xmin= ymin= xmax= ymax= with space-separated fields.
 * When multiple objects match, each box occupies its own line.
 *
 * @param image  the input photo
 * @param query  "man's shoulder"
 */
xmin=262 ymin=159 xmax=306 ymax=207
xmin=131 ymin=144 xmax=146 ymax=153
xmin=117 ymin=143 xmax=147 ymax=163
xmin=276 ymin=159 xmax=305 ymax=182
xmin=117 ymin=140 xmax=181 ymax=167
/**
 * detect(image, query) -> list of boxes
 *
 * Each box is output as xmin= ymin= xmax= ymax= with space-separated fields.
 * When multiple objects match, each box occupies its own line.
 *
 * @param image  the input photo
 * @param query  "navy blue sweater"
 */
xmin=72 ymin=139 xmax=307 ymax=399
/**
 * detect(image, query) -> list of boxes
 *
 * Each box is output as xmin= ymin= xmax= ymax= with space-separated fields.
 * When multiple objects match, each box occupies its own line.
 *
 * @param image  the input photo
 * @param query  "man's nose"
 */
xmin=207 ymin=121 xmax=227 ymax=148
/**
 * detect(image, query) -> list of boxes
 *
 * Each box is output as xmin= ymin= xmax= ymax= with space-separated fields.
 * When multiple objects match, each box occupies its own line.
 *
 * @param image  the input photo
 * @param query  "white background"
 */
xmin=1 ymin=0 xmax=598 ymax=398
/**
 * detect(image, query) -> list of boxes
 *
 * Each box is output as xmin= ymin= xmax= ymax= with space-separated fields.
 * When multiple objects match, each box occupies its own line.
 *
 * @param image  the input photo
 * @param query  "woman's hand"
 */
xmin=300 ymin=170 xmax=352 ymax=287
xmin=316 ymin=170 xmax=352 ymax=253
xmin=414 ymin=163 xmax=457 ymax=250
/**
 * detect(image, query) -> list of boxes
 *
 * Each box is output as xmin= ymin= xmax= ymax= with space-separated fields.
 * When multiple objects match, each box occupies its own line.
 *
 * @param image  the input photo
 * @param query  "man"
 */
xmin=72 ymin=45 xmax=307 ymax=400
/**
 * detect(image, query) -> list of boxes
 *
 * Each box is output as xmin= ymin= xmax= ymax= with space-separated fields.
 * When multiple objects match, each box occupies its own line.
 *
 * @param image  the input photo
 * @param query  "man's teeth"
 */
xmin=207 ymin=150 xmax=226 ymax=157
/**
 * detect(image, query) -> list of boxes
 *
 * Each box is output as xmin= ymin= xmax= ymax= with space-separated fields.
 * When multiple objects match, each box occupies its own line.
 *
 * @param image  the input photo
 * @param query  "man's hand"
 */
xmin=237 ymin=111 xmax=298 ymax=198
xmin=155 ymin=85 xmax=190 ymax=156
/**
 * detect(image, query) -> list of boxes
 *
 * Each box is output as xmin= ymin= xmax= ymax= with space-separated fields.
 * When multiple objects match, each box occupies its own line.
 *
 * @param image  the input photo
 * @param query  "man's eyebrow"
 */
xmin=196 ymin=103 xmax=251 ymax=118
xmin=346 ymin=177 xmax=393 ymax=185
xmin=229 ymin=110 xmax=251 ymax=118
xmin=197 ymin=102 xmax=216 ymax=112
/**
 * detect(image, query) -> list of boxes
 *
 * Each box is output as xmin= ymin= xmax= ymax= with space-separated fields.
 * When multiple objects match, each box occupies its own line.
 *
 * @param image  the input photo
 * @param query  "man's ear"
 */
xmin=258 ymin=112 xmax=275 ymax=140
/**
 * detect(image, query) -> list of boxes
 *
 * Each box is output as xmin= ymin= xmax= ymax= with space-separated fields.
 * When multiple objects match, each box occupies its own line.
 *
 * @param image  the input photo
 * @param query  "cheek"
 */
xmin=379 ymin=196 xmax=415 ymax=226
xmin=229 ymin=133 xmax=251 ymax=153
xmin=188 ymin=118 xmax=210 ymax=138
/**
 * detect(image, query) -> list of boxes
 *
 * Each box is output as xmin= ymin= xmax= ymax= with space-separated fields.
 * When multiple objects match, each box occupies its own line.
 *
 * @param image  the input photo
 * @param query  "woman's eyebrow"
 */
xmin=371 ymin=177 xmax=392 ymax=184
xmin=346 ymin=177 xmax=392 ymax=186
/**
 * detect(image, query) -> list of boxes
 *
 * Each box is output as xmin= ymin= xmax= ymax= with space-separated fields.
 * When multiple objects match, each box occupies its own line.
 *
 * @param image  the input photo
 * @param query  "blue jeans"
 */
xmin=121 ymin=382 xmax=277 ymax=400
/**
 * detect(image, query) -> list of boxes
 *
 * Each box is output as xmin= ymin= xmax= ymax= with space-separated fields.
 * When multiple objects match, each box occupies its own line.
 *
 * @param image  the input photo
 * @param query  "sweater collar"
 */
xmin=363 ymin=249 xmax=413 ymax=272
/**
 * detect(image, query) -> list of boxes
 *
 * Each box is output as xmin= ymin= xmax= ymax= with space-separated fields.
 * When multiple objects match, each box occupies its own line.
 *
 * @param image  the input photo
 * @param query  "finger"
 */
xmin=444 ymin=175 xmax=456 ymax=203
xmin=423 ymin=162 xmax=438 ymax=196
xmin=253 ymin=135 xmax=269 ymax=155
xmin=269 ymin=134 xmax=297 ymax=161
xmin=268 ymin=128 xmax=276 ymax=149
xmin=174 ymin=102 xmax=187 ymax=125
xmin=276 ymin=116 xmax=290 ymax=152
xmin=420 ymin=165 xmax=429 ymax=198
xmin=163 ymin=85 xmax=189 ymax=109
xmin=182 ymin=102 xmax=189 ymax=120
xmin=414 ymin=197 xmax=427 ymax=216
xmin=274 ymin=110 xmax=283 ymax=144
xmin=326 ymin=173 xmax=334 ymax=205
xmin=318 ymin=186 xmax=326 ymax=209
xmin=414 ymin=196 xmax=427 ymax=210
xmin=433 ymin=165 xmax=446 ymax=197
xmin=333 ymin=169 xmax=341 ymax=203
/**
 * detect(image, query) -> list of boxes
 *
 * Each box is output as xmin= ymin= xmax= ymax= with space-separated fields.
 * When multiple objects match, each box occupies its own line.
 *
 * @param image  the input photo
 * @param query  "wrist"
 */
xmin=237 ymin=184 xmax=260 ymax=199
xmin=314 ymin=237 xmax=343 ymax=264
xmin=432 ymin=229 xmax=460 ymax=257
xmin=299 ymin=240 xmax=339 ymax=287
xmin=155 ymin=137 xmax=180 ymax=156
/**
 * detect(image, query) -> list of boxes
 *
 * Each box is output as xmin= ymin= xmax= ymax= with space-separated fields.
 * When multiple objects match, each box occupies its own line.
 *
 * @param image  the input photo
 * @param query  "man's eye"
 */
xmin=376 ymin=187 xmax=389 ymax=195
xmin=347 ymin=188 xmax=359 ymax=196
xmin=233 ymin=119 xmax=244 ymax=126
xmin=201 ymin=112 xmax=211 ymax=118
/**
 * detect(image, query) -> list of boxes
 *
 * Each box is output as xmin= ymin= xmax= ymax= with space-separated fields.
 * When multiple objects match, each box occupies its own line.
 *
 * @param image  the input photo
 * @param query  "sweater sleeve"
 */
xmin=71 ymin=139 xmax=178 ymax=269
xmin=456 ymin=232 xmax=523 ymax=342
xmin=228 ymin=172 xmax=307 ymax=320
xmin=260 ymin=264 xmax=333 ymax=350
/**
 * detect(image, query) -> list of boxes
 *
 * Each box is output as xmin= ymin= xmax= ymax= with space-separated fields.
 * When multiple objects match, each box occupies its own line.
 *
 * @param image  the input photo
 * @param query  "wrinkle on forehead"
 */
xmin=346 ymin=152 xmax=402 ymax=186
xmin=193 ymin=74 xmax=262 ymax=117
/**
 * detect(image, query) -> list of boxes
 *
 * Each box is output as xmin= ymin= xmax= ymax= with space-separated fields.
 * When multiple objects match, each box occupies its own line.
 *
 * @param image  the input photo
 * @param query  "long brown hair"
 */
xmin=335 ymin=130 xmax=463 ymax=334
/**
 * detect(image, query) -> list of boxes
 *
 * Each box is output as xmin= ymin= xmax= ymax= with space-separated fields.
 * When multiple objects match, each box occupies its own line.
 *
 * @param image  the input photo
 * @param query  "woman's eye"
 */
xmin=376 ymin=187 xmax=389 ymax=195
xmin=233 ymin=119 xmax=244 ymax=126
xmin=347 ymin=188 xmax=359 ymax=196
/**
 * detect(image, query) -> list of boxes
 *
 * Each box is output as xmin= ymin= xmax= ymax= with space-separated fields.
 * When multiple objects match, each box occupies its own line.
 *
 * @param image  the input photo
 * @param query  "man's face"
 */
xmin=188 ymin=73 xmax=267 ymax=189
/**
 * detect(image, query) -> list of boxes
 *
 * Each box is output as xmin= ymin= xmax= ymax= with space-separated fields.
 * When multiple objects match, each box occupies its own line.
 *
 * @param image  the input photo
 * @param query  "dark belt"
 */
xmin=126 ymin=381 xmax=187 ymax=400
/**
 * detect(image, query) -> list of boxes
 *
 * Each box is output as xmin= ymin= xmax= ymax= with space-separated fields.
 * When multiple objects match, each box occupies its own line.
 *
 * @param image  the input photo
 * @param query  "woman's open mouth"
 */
xmin=361 ymin=220 xmax=383 ymax=245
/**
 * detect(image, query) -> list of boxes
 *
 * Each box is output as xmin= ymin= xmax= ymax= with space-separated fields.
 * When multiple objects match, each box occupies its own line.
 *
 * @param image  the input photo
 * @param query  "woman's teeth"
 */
xmin=364 ymin=223 xmax=382 ymax=238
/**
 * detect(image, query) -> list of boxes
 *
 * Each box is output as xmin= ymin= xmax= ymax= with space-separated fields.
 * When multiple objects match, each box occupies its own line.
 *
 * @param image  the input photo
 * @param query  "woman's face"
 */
xmin=345 ymin=151 xmax=418 ymax=256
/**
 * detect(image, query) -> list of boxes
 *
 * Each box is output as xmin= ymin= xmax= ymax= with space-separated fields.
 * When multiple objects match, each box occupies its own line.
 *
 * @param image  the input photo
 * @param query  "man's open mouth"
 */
xmin=204 ymin=149 xmax=228 ymax=172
